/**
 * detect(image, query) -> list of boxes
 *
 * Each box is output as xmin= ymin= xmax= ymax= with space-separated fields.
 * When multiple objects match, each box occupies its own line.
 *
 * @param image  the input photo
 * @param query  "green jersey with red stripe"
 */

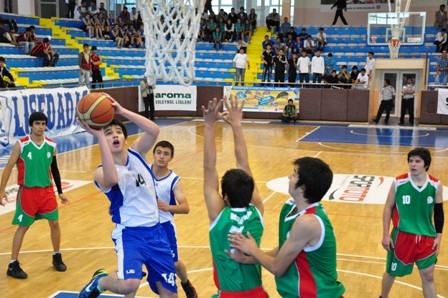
xmin=209 ymin=204 xmax=264 ymax=291
xmin=17 ymin=136 xmax=56 ymax=188
xmin=276 ymin=199 xmax=345 ymax=298
xmin=393 ymin=173 xmax=439 ymax=237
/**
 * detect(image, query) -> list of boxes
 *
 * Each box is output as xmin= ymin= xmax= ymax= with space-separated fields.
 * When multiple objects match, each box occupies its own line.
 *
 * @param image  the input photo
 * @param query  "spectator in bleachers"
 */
xmin=285 ymin=34 xmax=295 ymax=59
xmin=206 ymin=18 xmax=217 ymax=42
xmin=350 ymin=65 xmax=359 ymax=84
xmin=234 ymin=18 xmax=244 ymax=41
xmin=99 ymin=12 xmax=110 ymax=39
xmin=238 ymin=7 xmax=248 ymax=22
xmin=199 ymin=19 xmax=207 ymax=41
xmin=436 ymin=49 xmax=448 ymax=85
xmin=331 ymin=0 xmax=348 ymax=26
xmin=204 ymin=0 xmax=213 ymax=15
xmin=67 ymin=0 xmax=76 ymax=18
xmin=273 ymin=36 xmax=285 ymax=54
xmin=303 ymin=35 xmax=315 ymax=56
xmin=261 ymin=44 xmax=275 ymax=85
xmin=364 ymin=51 xmax=375 ymax=78
xmin=133 ymin=25 xmax=144 ymax=48
xmin=212 ymin=27 xmax=223 ymax=51
xmin=79 ymin=43 xmax=91 ymax=85
xmin=110 ymin=24 xmax=124 ymax=48
xmin=217 ymin=9 xmax=228 ymax=22
xmin=434 ymin=4 xmax=447 ymax=29
xmin=81 ymin=13 xmax=94 ymax=38
xmin=298 ymin=28 xmax=308 ymax=40
xmin=106 ymin=13 xmax=115 ymax=30
xmin=354 ymin=68 xmax=369 ymax=89
xmin=16 ymin=27 xmax=35 ymax=54
xmin=130 ymin=7 xmax=139 ymax=24
xmin=279 ymin=17 xmax=291 ymax=41
xmin=217 ymin=17 xmax=226 ymax=34
xmin=30 ymin=37 xmax=59 ymax=67
xmin=274 ymin=49 xmax=288 ymax=87
xmin=127 ymin=24 xmax=139 ymax=47
xmin=0 ymin=16 xmax=18 ymax=33
xmin=78 ymin=1 xmax=88 ymax=19
xmin=0 ymin=56 xmax=16 ymax=88
xmin=120 ymin=23 xmax=131 ymax=47
xmin=262 ymin=34 xmax=273 ymax=50
xmin=249 ymin=8 xmax=257 ymax=30
xmin=236 ymin=38 xmax=247 ymax=53
xmin=92 ymin=13 xmax=104 ymax=39
xmin=324 ymin=53 xmax=336 ymax=77
xmin=298 ymin=49 xmax=310 ymax=84
xmin=243 ymin=19 xmax=253 ymax=42
xmin=337 ymin=65 xmax=351 ymax=88
xmin=311 ymin=50 xmax=325 ymax=85
xmin=223 ymin=19 xmax=234 ymax=42
xmin=233 ymin=48 xmax=250 ymax=86
xmin=90 ymin=46 xmax=103 ymax=89
xmin=98 ymin=2 xmax=107 ymax=15
xmin=288 ymin=27 xmax=297 ymax=40
xmin=324 ymin=70 xmax=339 ymax=88
xmin=279 ymin=99 xmax=298 ymax=123
xmin=228 ymin=8 xmax=238 ymax=24
xmin=315 ymin=28 xmax=327 ymax=52
xmin=0 ymin=24 xmax=17 ymax=46
xmin=88 ymin=1 xmax=98 ymax=15
xmin=288 ymin=53 xmax=298 ymax=87
xmin=434 ymin=28 xmax=447 ymax=52
xmin=292 ymin=35 xmax=303 ymax=56
xmin=119 ymin=6 xmax=131 ymax=23
xmin=266 ymin=9 xmax=280 ymax=33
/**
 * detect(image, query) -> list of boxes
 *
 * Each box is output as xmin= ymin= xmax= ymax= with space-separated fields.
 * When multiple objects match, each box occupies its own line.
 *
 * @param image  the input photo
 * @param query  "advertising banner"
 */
xmin=320 ymin=0 xmax=395 ymax=13
xmin=0 ymin=86 xmax=88 ymax=148
xmin=153 ymin=85 xmax=197 ymax=111
xmin=437 ymin=88 xmax=448 ymax=115
xmin=223 ymin=86 xmax=300 ymax=113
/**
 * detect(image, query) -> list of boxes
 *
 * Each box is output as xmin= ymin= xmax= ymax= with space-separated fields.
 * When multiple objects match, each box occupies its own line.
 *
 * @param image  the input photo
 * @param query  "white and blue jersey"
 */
xmin=95 ymin=148 xmax=159 ymax=228
xmin=151 ymin=164 xmax=181 ymax=262
xmin=94 ymin=149 xmax=177 ymax=294
xmin=151 ymin=165 xmax=179 ymax=224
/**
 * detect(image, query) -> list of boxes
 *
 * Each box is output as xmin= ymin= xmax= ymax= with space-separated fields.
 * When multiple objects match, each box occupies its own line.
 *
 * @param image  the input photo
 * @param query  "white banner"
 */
xmin=154 ymin=85 xmax=197 ymax=111
xmin=437 ymin=88 xmax=448 ymax=115
xmin=0 ymin=86 xmax=89 ymax=148
xmin=320 ymin=1 xmax=394 ymax=13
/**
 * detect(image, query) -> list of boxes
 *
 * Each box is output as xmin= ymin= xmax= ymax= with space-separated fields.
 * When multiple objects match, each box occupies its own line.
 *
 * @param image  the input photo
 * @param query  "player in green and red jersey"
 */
xmin=381 ymin=147 xmax=444 ymax=298
xmin=202 ymin=97 xmax=268 ymax=298
xmin=228 ymin=157 xmax=345 ymax=298
xmin=0 ymin=112 xmax=69 ymax=279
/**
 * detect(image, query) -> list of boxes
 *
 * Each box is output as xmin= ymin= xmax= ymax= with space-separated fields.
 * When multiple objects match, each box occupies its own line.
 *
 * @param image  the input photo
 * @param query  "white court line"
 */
xmin=296 ymin=126 xmax=320 ymax=142
xmin=317 ymin=142 xmax=448 ymax=154
xmin=348 ymin=124 xmax=437 ymax=131
xmin=262 ymin=191 xmax=277 ymax=204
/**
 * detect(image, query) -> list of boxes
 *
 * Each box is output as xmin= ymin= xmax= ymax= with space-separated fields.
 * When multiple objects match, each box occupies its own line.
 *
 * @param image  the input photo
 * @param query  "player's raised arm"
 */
xmin=223 ymin=97 xmax=263 ymax=215
xmin=202 ymin=98 xmax=226 ymax=222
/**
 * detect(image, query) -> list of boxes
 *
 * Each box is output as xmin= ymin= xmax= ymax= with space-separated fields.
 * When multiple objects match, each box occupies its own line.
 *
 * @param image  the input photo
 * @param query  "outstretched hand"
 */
xmin=202 ymin=98 xmax=225 ymax=125
xmin=222 ymin=96 xmax=244 ymax=127
xmin=228 ymin=231 xmax=258 ymax=256
xmin=77 ymin=118 xmax=104 ymax=138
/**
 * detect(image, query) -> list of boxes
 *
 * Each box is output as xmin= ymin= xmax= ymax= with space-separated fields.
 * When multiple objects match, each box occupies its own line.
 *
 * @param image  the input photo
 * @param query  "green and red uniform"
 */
xmin=209 ymin=204 xmax=268 ymax=297
xmin=276 ymin=199 xmax=345 ymax=298
xmin=13 ymin=136 xmax=58 ymax=226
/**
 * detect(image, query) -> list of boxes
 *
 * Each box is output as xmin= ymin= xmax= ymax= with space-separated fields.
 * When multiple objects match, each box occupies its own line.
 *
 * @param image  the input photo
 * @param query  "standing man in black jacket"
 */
xmin=331 ymin=0 xmax=348 ymax=26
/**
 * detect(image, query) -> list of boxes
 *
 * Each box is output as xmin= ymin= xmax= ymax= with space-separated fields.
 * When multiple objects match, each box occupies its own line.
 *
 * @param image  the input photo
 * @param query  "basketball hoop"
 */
xmin=138 ymin=0 xmax=205 ymax=86
xmin=388 ymin=39 xmax=401 ymax=59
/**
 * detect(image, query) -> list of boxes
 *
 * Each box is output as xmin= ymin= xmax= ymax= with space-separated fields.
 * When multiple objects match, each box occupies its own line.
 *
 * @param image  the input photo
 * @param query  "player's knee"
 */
xmin=120 ymin=278 xmax=140 ymax=293
xmin=48 ymin=220 xmax=60 ymax=229
xmin=420 ymin=269 xmax=435 ymax=283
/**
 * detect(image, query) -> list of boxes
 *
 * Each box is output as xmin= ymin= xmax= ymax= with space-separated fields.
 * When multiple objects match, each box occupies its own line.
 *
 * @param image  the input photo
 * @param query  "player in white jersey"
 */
xmin=78 ymin=94 xmax=177 ymax=298
xmin=151 ymin=140 xmax=198 ymax=298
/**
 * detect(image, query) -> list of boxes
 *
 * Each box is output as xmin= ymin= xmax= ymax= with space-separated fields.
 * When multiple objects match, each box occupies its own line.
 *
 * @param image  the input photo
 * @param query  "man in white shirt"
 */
xmin=304 ymin=35 xmax=315 ymax=56
xmin=434 ymin=28 xmax=447 ymax=52
xmin=233 ymin=48 xmax=250 ymax=86
xmin=364 ymin=51 xmax=376 ymax=79
xmin=315 ymin=28 xmax=327 ymax=52
xmin=311 ymin=50 xmax=325 ymax=85
xmin=354 ymin=68 xmax=369 ymax=89
xmin=297 ymin=49 xmax=310 ymax=84
xmin=399 ymin=77 xmax=415 ymax=125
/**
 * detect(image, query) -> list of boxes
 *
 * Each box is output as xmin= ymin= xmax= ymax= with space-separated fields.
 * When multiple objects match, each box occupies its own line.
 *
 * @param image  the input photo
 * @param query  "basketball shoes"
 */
xmin=52 ymin=253 xmax=67 ymax=272
xmin=6 ymin=260 xmax=27 ymax=279
xmin=78 ymin=269 xmax=108 ymax=298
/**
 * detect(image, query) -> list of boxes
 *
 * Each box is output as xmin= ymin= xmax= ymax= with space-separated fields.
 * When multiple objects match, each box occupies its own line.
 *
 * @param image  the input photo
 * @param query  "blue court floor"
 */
xmin=50 ymin=292 xmax=151 ymax=298
xmin=298 ymin=124 xmax=448 ymax=148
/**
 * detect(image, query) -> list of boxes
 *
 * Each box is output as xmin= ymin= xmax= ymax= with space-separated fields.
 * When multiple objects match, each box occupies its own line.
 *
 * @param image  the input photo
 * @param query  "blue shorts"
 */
xmin=112 ymin=224 xmax=177 ymax=294
xmin=161 ymin=221 xmax=179 ymax=262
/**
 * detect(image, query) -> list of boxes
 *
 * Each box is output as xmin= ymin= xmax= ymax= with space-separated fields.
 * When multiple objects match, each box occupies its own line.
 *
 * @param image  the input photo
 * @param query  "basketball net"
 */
xmin=387 ymin=0 xmax=411 ymax=59
xmin=138 ymin=0 xmax=205 ymax=86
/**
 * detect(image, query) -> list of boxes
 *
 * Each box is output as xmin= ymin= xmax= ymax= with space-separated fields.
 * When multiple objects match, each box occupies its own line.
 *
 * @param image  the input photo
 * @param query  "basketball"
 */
xmin=76 ymin=92 xmax=115 ymax=129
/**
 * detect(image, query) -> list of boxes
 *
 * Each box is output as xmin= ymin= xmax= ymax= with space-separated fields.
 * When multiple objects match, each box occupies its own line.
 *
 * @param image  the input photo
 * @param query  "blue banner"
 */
xmin=0 ymin=86 xmax=89 ymax=148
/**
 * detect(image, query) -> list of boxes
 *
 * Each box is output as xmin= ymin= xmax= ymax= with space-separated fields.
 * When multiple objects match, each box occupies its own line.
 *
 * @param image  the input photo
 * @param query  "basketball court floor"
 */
xmin=0 ymin=118 xmax=447 ymax=297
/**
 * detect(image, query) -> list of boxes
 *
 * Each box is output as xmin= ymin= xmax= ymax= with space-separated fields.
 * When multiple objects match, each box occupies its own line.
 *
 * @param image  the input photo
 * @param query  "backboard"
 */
xmin=367 ymin=11 xmax=426 ymax=46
